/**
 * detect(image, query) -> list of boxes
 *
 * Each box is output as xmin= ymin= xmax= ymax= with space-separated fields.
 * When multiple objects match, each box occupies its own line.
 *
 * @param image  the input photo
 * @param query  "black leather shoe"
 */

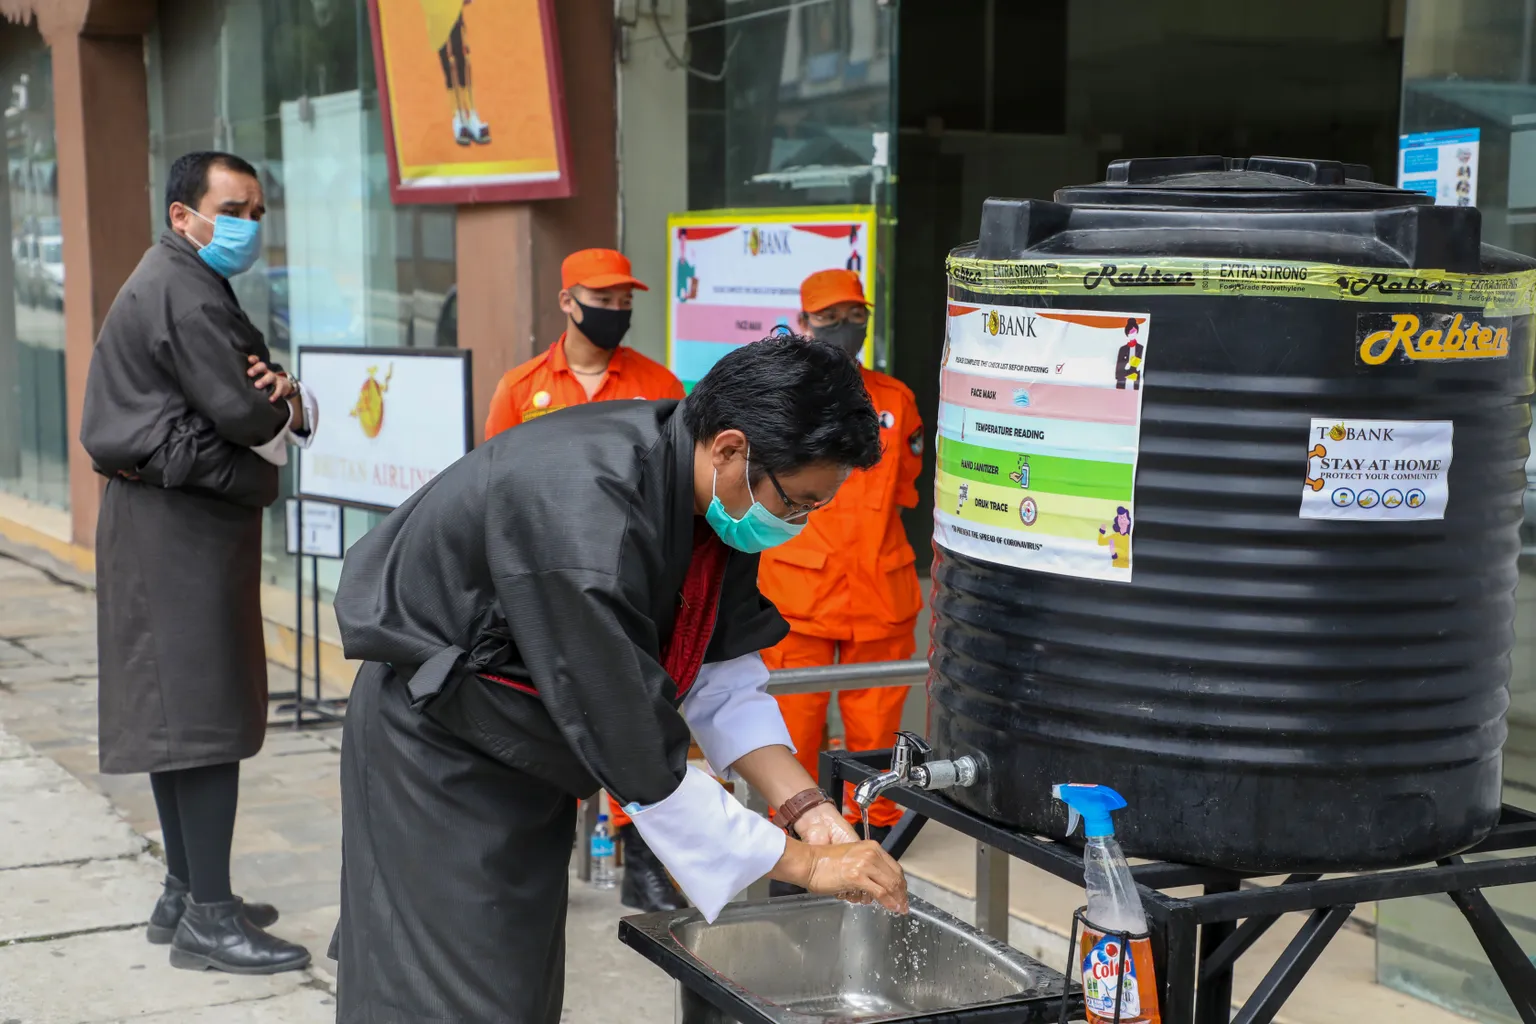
xmin=619 ymin=825 xmax=688 ymax=912
xmin=168 ymin=898 xmax=310 ymax=974
xmin=146 ymin=875 xmax=279 ymax=944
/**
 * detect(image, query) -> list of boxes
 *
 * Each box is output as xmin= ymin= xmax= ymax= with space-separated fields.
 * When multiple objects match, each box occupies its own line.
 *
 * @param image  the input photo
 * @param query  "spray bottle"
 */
xmin=1054 ymin=783 xmax=1161 ymax=1024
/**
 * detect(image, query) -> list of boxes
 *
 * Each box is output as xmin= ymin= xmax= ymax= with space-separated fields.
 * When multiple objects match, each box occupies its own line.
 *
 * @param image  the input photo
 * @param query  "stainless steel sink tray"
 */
xmin=619 ymin=893 xmax=1079 ymax=1024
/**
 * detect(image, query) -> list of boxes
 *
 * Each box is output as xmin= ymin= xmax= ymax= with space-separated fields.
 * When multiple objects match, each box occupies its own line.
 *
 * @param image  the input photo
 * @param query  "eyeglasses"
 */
xmin=759 ymin=463 xmax=833 ymax=523
xmin=806 ymin=307 xmax=870 ymax=328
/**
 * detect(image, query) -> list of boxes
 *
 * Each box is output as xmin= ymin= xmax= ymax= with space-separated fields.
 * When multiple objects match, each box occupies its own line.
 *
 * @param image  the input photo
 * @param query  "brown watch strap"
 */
xmin=777 ymin=787 xmax=834 ymax=830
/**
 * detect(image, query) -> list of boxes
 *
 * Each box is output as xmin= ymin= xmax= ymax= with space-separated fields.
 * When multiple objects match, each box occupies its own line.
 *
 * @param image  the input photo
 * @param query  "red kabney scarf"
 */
xmin=482 ymin=520 xmax=730 ymax=702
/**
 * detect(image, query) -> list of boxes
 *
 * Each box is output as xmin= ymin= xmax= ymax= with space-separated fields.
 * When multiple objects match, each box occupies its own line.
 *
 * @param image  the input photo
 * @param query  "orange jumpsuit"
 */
xmin=759 ymin=367 xmax=925 ymax=828
xmin=483 ymin=334 xmax=684 ymax=436
xmin=484 ymin=334 xmax=684 ymax=830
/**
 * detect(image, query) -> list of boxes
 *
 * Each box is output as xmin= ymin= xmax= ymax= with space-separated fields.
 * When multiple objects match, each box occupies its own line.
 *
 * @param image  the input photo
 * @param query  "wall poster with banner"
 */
xmin=366 ymin=0 xmax=572 ymax=203
xmin=296 ymin=347 xmax=473 ymax=511
xmin=933 ymin=303 xmax=1151 ymax=584
xmin=666 ymin=206 xmax=877 ymax=390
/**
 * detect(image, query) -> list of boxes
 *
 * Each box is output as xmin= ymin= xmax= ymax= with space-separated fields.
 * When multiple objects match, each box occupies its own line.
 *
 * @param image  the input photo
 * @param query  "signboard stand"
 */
xmin=277 ymin=346 xmax=473 ymax=730
xmin=277 ymin=499 xmax=348 ymax=730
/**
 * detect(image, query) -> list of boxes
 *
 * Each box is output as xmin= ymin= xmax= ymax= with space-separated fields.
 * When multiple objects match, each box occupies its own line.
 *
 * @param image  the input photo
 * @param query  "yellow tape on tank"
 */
xmin=946 ymin=256 xmax=1536 ymax=317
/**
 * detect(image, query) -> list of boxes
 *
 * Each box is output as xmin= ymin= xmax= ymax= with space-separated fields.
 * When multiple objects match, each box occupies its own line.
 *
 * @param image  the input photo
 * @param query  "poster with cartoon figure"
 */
xmin=933 ymin=305 xmax=1152 ymax=582
xmin=666 ymin=206 xmax=877 ymax=390
xmin=366 ymin=0 xmax=573 ymax=203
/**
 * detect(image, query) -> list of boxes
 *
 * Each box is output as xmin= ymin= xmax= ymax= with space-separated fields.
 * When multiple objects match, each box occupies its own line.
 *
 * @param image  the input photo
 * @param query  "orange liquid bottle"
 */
xmin=1054 ymin=784 xmax=1163 ymax=1024
xmin=1077 ymin=924 xmax=1160 ymax=1024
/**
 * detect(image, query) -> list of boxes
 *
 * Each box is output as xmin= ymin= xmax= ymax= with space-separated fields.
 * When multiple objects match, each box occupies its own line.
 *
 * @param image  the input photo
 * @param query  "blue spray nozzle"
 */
xmin=1052 ymin=783 xmax=1127 ymax=839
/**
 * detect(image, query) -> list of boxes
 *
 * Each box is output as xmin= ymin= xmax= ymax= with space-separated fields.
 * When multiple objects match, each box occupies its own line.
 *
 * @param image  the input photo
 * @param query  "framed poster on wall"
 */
xmin=365 ymin=0 xmax=573 ymax=203
xmin=666 ymin=206 xmax=877 ymax=390
xmin=296 ymin=347 xmax=473 ymax=512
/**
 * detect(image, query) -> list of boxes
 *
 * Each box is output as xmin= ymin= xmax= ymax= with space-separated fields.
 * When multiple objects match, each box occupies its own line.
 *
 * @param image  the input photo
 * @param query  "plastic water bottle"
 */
xmin=590 ymin=814 xmax=618 ymax=890
xmin=1054 ymin=784 xmax=1160 ymax=1024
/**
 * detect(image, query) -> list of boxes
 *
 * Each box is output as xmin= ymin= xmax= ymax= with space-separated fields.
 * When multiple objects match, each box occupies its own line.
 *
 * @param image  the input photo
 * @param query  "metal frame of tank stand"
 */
xmin=824 ymin=747 xmax=1536 ymax=1024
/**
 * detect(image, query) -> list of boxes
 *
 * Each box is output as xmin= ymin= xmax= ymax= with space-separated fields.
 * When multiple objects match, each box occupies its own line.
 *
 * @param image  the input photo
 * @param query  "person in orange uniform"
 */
xmin=483 ymin=247 xmax=683 ymax=435
xmin=483 ymin=247 xmax=688 ymax=913
xmin=760 ymin=269 xmax=925 ymax=849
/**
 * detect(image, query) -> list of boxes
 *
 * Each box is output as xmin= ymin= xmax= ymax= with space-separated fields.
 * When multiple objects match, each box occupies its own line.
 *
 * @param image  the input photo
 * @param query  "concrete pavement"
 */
xmin=0 ymin=549 xmax=672 ymax=1023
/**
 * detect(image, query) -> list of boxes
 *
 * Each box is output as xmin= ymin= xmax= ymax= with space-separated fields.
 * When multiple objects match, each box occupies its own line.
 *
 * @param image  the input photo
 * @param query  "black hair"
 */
xmin=164 ymin=151 xmax=260 ymax=228
xmin=1125 ymin=318 xmax=1137 ymax=335
xmin=684 ymin=335 xmax=882 ymax=476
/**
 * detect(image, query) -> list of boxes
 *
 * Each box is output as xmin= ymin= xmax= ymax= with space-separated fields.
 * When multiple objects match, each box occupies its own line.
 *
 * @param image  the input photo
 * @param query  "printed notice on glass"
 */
xmin=1398 ymin=128 xmax=1479 ymax=208
xmin=932 ymin=304 xmax=1150 ymax=583
xmin=1301 ymin=418 xmax=1453 ymax=521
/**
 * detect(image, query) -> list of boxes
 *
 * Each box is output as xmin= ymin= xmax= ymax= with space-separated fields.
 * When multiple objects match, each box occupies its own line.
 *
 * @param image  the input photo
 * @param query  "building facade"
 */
xmin=0 ymin=1 xmax=1532 ymax=1018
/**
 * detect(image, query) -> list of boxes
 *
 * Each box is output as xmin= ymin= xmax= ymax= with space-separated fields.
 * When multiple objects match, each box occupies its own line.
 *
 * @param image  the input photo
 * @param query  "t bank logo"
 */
xmin=742 ymin=227 xmax=791 ymax=256
xmin=985 ymin=310 xmax=1038 ymax=337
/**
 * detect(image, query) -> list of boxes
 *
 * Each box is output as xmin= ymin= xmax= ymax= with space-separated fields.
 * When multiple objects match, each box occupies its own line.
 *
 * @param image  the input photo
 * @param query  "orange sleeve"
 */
xmin=662 ymin=372 xmax=686 ymax=400
xmin=484 ymin=372 xmax=523 ymax=439
xmin=896 ymin=387 xmax=924 ymax=510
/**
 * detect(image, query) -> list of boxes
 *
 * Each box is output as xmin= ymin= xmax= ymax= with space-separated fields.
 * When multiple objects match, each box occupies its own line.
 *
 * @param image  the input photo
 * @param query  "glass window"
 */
xmin=1377 ymin=4 xmax=1536 ymax=1021
xmin=617 ymin=0 xmax=897 ymax=368
xmin=148 ymin=0 xmax=458 ymax=601
xmin=0 ymin=39 xmax=67 ymax=510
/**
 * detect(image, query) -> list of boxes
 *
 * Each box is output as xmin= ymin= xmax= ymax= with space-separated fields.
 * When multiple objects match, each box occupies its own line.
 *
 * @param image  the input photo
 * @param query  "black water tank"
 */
xmin=927 ymin=156 xmax=1536 ymax=871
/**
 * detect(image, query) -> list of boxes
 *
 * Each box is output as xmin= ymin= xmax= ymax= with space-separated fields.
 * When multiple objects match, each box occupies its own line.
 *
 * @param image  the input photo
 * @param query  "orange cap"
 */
xmin=800 ymin=269 xmax=869 ymax=313
xmin=561 ymin=248 xmax=649 ymax=292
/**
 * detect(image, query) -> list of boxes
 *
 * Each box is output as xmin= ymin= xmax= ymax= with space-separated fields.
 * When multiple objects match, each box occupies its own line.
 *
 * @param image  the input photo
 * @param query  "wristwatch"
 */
xmin=777 ymin=787 xmax=835 ymax=831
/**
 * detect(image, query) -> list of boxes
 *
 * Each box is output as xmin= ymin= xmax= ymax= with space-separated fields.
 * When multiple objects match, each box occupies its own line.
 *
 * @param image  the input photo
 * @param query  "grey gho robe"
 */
xmin=329 ymin=400 xmax=790 ymax=1023
xmin=81 ymin=231 xmax=293 ymax=774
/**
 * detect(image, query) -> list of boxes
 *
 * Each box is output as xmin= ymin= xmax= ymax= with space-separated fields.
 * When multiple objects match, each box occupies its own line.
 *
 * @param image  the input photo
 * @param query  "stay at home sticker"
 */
xmin=1301 ymin=418 xmax=1453 ymax=521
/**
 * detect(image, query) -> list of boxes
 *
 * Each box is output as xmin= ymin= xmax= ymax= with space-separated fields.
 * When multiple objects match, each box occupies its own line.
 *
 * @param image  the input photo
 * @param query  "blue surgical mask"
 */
xmin=704 ymin=455 xmax=805 ymax=554
xmin=187 ymin=209 xmax=262 ymax=278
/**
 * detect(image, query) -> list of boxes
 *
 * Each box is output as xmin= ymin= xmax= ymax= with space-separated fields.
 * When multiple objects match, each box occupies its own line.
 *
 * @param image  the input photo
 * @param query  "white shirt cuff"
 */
xmin=247 ymin=382 xmax=317 ymax=466
xmin=290 ymin=381 xmax=318 ymax=448
xmin=624 ymin=765 xmax=786 ymax=922
xmin=681 ymin=653 xmax=795 ymax=780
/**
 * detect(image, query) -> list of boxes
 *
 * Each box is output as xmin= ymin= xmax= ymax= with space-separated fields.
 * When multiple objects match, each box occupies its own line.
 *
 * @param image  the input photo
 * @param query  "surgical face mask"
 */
xmin=811 ymin=318 xmax=868 ymax=360
xmin=574 ymin=299 xmax=632 ymax=351
xmin=704 ymin=455 xmax=804 ymax=554
xmin=186 ymin=208 xmax=262 ymax=278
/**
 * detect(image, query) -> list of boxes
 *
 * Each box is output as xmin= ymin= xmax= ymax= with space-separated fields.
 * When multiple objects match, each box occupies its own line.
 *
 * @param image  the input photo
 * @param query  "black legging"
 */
xmin=149 ymin=762 xmax=240 ymax=904
xmin=438 ymin=15 xmax=467 ymax=90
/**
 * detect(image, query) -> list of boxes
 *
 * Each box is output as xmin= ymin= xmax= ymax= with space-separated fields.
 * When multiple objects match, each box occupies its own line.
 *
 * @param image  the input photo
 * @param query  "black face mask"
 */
xmin=812 ymin=319 xmax=867 ymax=360
xmin=573 ymin=300 xmax=632 ymax=351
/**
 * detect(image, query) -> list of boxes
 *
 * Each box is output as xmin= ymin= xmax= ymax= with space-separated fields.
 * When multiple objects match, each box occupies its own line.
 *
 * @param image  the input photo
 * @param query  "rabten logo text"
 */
xmin=1357 ymin=312 xmax=1510 ymax=366
xmin=1083 ymin=263 xmax=1196 ymax=290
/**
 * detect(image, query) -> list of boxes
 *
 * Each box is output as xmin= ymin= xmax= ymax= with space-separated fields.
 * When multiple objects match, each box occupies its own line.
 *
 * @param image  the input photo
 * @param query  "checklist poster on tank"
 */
xmin=1301 ymin=418 xmax=1453 ymax=521
xmin=933 ymin=304 xmax=1150 ymax=582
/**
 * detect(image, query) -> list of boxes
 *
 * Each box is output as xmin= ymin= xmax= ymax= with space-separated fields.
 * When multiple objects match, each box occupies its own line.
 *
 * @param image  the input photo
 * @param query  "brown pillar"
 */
xmin=36 ymin=0 xmax=153 ymax=549
xmin=454 ymin=0 xmax=618 ymax=442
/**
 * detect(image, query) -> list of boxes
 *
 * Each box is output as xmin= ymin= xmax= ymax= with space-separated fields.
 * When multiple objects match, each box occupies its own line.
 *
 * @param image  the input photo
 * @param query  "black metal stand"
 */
xmin=822 ymin=748 xmax=1536 ymax=1024
xmin=271 ymin=545 xmax=346 ymax=729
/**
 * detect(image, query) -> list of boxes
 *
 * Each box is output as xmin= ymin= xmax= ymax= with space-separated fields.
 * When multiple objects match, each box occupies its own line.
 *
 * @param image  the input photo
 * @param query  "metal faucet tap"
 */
xmin=852 ymin=731 xmax=979 ymax=811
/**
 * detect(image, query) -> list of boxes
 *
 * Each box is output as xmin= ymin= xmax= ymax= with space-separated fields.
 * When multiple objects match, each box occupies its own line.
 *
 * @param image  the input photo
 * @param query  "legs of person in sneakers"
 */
xmin=618 ymin=823 xmax=687 ymax=912
xmin=145 ymin=764 xmax=282 ymax=948
xmin=435 ymin=11 xmax=473 ymax=144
